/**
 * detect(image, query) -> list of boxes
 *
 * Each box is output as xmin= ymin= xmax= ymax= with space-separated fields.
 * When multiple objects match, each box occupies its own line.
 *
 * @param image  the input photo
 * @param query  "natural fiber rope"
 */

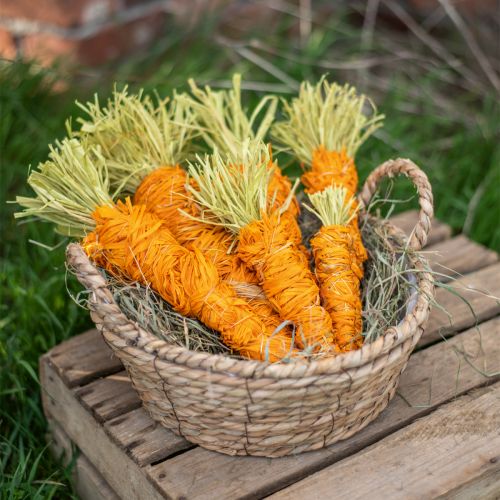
xmin=358 ymin=158 xmax=434 ymax=251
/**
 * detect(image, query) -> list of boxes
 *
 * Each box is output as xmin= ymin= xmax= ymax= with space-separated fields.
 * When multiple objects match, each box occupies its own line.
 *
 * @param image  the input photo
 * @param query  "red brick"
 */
xmin=0 ymin=27 xmax=17 ymax=59
xmin=0 ymin=0 xmax=120 ymax=28
xmin=22 ymin=10 xmax=167 ymax=66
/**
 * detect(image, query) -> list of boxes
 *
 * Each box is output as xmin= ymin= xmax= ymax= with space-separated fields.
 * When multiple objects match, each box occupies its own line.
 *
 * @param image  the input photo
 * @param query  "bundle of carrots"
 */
xmin=16 ymin=75 xmax=383 ymax=362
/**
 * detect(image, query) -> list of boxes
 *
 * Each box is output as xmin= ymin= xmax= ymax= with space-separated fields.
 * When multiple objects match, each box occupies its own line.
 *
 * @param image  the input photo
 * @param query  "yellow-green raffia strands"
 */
xmin=15 ymin=138 xmax=113 ymax=237
xmin=186 ymin=140 xmax=272 ymax=234
xmin=71 ymin=86 xmax=197 ymax=194
xmin=272 ymin=77 xmax=384 ymax=165
xmin=184 ymin=74 xmax=277 ymax=162
xmin=306 ymin=185 xmax=357 ymax=227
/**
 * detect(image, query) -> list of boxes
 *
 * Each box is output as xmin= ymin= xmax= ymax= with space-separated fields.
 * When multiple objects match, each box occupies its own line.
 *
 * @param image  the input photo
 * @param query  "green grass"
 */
xmin=1 ymin=5 xmax=498 ymax=497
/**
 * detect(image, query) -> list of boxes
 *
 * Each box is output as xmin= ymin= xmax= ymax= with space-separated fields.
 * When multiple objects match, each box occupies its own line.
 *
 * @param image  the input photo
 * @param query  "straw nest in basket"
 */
xmin=73 ymin=207 xmax=419 ymax=361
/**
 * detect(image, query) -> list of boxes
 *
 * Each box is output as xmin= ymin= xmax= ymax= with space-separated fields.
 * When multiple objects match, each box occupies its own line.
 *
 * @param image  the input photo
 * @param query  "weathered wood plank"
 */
xmin=75 ymin=371 xmax=141 ymax=422
xmin=47 ymin=328 xmax=122 ymax=388
xmin=47 ymin=418 xmax=119 ymax=500
xmin=40 ymin=356 xmax=163 ymax=500
xmin=105 ymin=408 xmax=191 ymax=467
xmin=389 ymin=209 xmax=452 ymax=246
xmin=146 ymin=317 xmax=500 ymax=500
xmin=270 ymin=383 xmax=500 ymax=499
xmin=421 ymin=261 xmax=500 ymax=348
xmin=426 ymin=234 xmax=498 ymax=282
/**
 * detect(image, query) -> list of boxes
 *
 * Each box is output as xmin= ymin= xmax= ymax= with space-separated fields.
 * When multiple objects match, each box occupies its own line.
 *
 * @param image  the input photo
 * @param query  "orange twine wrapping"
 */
xmin=238 ymin=210 xmax=334 ymax=351
xmin=133 ymin=166 xmax=295 ymax=337
xmin=302 ymin=146 xmax=358 ymax=196
xmin=304 ymin=145 xmax=367 ymax=265
xmin=133 ymin=165 xmax=301 ymax=283
xmin=83 ymin=199 xmax=295 ymax=362
xmin=310 ymin=224 xmax=364 ymax=351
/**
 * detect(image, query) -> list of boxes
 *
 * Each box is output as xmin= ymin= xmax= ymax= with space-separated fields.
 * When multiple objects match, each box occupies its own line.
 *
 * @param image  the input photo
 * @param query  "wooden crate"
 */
xmin=40 ymin=211 xmax=500 ymax=499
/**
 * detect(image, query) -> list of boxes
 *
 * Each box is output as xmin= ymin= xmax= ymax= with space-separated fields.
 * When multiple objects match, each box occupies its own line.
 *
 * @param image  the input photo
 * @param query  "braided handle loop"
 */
xmin=359 ymin=158 xmax=434 ymax=251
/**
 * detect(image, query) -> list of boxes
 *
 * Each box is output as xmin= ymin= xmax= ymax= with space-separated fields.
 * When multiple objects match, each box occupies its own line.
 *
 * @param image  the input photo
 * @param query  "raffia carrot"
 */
xmin=272 ymin=78 xmax=383 ymax=198
xmin=16 ymin=138 xmax=295 ymax=362
xmin=187 ymin=141 xmax=334 ymax=352
xmin=307 ymin=186 xmax=364 ymax=351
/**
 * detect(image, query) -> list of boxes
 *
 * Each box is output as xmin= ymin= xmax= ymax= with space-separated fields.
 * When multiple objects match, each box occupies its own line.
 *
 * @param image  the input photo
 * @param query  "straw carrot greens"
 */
xmin=272 ymin=77 xmax=384 ymax=196
xmin=71 ymin=86 xmax=196 ymax=194
xmin=184 ymin=74 xmax=300 ymax=217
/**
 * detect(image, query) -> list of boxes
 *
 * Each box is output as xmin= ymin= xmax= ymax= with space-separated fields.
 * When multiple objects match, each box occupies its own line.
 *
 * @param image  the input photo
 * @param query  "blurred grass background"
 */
xmin=1 ymin=1 xmax=499 ymax=496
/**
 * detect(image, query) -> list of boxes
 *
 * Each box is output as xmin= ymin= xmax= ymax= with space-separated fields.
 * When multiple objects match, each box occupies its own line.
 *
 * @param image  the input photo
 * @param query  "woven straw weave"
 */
xmin=67 ymin=159 xmax=434 ymax=457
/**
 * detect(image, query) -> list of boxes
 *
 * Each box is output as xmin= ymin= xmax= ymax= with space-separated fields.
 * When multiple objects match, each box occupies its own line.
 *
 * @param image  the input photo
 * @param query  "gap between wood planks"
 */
xmin=40 ymin=211 xmax=500 ymax=499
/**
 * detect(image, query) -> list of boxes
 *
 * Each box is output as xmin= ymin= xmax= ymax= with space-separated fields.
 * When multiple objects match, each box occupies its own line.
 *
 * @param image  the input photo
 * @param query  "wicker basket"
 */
xmin=67 ymin=159 xmax=434 ymax=458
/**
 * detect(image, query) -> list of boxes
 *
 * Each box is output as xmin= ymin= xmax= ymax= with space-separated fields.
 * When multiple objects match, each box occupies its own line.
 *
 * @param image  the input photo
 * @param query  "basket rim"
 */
xmin=67 ymin=215 xmax=434 ymax=380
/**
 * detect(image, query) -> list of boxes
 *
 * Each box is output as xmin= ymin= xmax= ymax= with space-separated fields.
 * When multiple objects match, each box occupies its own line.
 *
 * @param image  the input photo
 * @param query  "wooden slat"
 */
xmin=426 ymin=234 xmax=498 ymax=282
xmin=75 ymin=371 xmax=141 ymax=422
xmin=105 ymin=408 xmax=191 ymax=467
xmin=421 ymin=261 xmax=500 ymax=348
xmin=47 ymin=328 xmax=122 ymax=387
xmin=40 ymin=357 xmax=163 ymax=500
xmin=389 ymin=209 xmax=452 ymax=246
xmin=47 ymin=419 xmax=119 ymax=500
xmin=146 ymin=317 xmax=500 ymax=500
xmin=270 ymin=383 xmax=500 ymax=499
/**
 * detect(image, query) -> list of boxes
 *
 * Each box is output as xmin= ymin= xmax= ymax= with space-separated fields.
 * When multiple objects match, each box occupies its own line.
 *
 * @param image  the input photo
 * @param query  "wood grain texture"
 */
xmin=47 ymin=328 xmax=122 ymax=387
xmin=146 ymin=317 xmax=500 ymax=500
xmin=389 ymin=209 xmax=451 ymax=246
xmin=105 ymin=407 xmax=191 ymax=467
xmin=75 ymin=370 xmax=141 ymax=422
xmin=421 ymin=261 xmax=500 ymax=347
xmin=47 ymin=419 xmax=119 ymax=500
xmin=270 ymin=383 xmax=500 ymax=500
xmin=40 ymin=357 xmax=163 ymax=500
xmin=425 ymin=234 xmax=498 ymax=282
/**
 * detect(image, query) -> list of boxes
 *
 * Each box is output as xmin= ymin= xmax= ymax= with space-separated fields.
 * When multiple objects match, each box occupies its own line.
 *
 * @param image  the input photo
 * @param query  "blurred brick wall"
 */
xmin=0 ymin=0 xmax=170 ymax=65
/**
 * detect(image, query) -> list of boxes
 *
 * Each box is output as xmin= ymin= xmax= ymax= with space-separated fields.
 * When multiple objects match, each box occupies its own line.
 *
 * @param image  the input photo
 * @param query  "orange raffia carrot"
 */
xmin=84 ymin=199 xmax=295 ymax=362
xmin=307 ymin=186 xmax=364 ymax=351
xmin=271 ymin=78 xmax=383 ymax=348
xmin=187 ymin=143 xmax=334 ymax=353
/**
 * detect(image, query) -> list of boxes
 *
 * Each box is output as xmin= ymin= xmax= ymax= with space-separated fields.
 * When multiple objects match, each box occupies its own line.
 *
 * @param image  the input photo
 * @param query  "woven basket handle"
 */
xmin=358 ymin=158 xmax=434 ymax=251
